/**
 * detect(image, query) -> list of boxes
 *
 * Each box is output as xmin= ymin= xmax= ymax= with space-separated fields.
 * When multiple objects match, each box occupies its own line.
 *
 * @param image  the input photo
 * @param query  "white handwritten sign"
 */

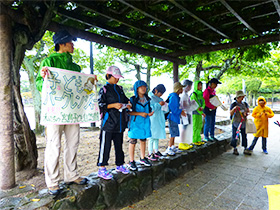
xmin=40 ymin=67 xmax=99 ymax=125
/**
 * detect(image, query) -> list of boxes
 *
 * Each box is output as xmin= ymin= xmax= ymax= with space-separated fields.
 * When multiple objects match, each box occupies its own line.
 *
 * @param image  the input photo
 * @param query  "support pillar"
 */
xmin=173 ymin=62 xmax=179 ymax=83
xmin=0 ymin=14 xmax=15 ymax=190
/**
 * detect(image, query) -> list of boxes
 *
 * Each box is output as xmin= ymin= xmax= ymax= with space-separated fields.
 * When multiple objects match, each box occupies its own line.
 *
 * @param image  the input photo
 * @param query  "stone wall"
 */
xmin=0 ymin=120 xmax=231 ymax=210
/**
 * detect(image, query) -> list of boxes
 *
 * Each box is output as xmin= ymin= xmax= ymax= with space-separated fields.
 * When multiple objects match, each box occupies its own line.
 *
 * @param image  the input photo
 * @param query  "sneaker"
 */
xmin=165 ymin=147 xmax=175 ymax=156
xmin=116 ymin=165 xmax=130 ymax=174
xmin=98 ymin=167 xmax=113 ymax=180
xmin=247 ymin=147 xmax=253 ymax=151
xmin=233 ymin=148 xmax=239 ymax=155
xmin=128 ymin=161 xmax=138 ymax=171
xmin=263 ymin=149 xmax=268 ymax=154
xmin=140 ymin=157 xmax=152 ymax=167
xmin=148 ymin=153 xmax=158 ymax=161
xmin=243 ymin=149 xmax=252 ymax=155
xmin=209 ymin=136 xmax=218 ymax=141
xmin=171 ymin=145 xmax=183 ymax=153
xmin=48 ymin=186 xmax=61 ymax=195
xmin=204 ymin=137 xmax=213 ymax=142
xmin=154 ymin=151 xmax=163 ymax=158
xmin=66 ymin=177 xmax=87 ymax=185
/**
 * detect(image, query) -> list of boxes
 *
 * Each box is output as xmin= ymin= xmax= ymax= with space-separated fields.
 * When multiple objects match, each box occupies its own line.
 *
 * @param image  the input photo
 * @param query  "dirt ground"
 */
xmin=15 ymin=126 xmax=223 ymax=192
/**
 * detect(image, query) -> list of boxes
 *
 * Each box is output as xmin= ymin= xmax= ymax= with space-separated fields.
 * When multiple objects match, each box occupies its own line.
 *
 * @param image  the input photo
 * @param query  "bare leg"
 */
xmin=169 ymin=137 xmax=175 ymax=147
xmin=129 ymin=143 xmax=136 ymax=162
xmin=140 ymin=141 xmax=146 ymax=159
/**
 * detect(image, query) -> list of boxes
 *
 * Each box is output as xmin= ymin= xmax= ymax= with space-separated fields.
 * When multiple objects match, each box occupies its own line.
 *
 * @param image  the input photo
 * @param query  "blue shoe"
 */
xmin=263 ymin=149 xmax=268 ymax=154
xmin=98 ymin=167 xmax=113 ymax=180
xmin=116 ymin=165 xmax=130 ymax=174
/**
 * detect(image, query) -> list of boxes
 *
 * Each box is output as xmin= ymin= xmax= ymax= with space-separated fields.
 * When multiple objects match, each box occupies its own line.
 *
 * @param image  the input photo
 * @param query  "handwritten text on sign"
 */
xmin=40 ymin=67 xmax=99 ymax=125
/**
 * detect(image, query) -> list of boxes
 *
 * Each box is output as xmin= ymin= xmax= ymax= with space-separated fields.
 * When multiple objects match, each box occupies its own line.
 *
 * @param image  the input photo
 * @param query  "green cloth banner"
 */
xmin=40 ymin=67 xmax=99 ymax=125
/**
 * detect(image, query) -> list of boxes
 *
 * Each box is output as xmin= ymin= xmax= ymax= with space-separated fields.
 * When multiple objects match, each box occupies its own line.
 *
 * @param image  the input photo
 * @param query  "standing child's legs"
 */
xmin=140 ymin=139 xmax=146 ymax=159
xmin=153 ymin=139 xmax=159 ymax=153
xmin=262 ymin=137 xmax=267 ymax=153
xmin=248 ymin=137 xmax=259 ymax=150
xmin=148 ymin=138 xmax=154 ymax=155
xmin=204 ymin=114 xmax=211 ymax=139
xmin=129 ymin=139 xmax=137 ymax=162
xmin=193 ymin=114 xmax=202 ymax=143
xmin=112 ymin=132 xmax=124 ymax=166
xmin=169 ymin=137 xmax=175 ymax=147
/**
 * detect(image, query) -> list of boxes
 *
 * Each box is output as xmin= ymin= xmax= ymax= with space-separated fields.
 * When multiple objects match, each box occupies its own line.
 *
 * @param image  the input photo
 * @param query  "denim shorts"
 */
xmin=168 ymin=119 xmax=179 ymax=137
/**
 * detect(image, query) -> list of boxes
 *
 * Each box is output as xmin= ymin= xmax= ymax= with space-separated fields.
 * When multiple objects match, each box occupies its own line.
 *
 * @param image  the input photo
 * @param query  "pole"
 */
xmin=90 ymin=42 xmax=95 ymax=127
xmin=0 ymin=14 xmax=15 ymax=190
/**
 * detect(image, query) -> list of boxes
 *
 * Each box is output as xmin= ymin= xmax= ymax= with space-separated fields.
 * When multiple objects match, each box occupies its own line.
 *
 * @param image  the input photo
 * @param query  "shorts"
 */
xmin=168 ymin=119 xmax=179 ymax=137
xmin=129 ymin=138 xmax=146 ymax=144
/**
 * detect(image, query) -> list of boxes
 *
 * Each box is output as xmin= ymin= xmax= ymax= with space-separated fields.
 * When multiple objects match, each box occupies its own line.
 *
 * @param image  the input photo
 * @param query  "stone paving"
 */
xmin=122 ymin=115 xmax=280 ymax=210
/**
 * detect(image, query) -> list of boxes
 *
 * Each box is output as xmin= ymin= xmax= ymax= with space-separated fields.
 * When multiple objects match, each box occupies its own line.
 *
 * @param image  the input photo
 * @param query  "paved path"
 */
xmin=122 ymin=115 xmax=280 ymax=210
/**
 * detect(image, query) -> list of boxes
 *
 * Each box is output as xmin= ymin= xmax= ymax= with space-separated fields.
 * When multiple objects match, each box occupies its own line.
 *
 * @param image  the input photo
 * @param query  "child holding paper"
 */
xmin=97 ymin=66 xmax=130 ymax=179
xmin=203 ymin=78 xmax=221 ymax=142
xmin=190 ymin=80 xmax=205 ymax=145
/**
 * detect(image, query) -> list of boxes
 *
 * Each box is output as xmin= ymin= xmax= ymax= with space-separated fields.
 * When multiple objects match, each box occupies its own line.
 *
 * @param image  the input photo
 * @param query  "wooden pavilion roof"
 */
xmin=3 ymin=0 xmax=280 ymax=65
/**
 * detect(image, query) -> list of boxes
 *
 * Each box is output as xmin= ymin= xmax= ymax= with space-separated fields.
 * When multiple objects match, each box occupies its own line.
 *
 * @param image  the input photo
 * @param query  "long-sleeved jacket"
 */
xmin=98 ymin=82 xmax=129 ymax=133
xmin=203 ymin=86 xmax=216 ymax=109
xmin=128 ymin=80 xmax=152 ymax=139
xmin=190 ymin=80 xmax=205 ymax=115
xmin=36 ymin=52 xmax=81 ymax=92
xmin=167 ymin=92 xmax=182 ymax=124
xmin=148 ymin=91 xmax=166 ymax=139
xmin=252 ymin=96 xmax=274 ymax=138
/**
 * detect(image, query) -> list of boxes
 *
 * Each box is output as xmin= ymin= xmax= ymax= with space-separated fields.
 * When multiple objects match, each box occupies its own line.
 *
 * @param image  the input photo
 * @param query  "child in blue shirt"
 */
xmin=147 ymin=84 xmax=167 ymax=161
xmin=165 ymin=82 xmax=187 ymax=156
xmin=128 ymin=80 xmax=154 ymax=171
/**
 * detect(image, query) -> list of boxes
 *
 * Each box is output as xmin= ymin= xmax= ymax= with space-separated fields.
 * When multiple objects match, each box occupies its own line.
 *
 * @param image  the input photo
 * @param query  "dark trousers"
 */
xmin=230 ymin=124 xmax=247 ymax=148
xmin=204 ymin=110 xmax=216 ymax=138
xmin=249 ymin=137 xmax=267 ymax=151
xmin=97 ymin=130 xmax=124 ymax=166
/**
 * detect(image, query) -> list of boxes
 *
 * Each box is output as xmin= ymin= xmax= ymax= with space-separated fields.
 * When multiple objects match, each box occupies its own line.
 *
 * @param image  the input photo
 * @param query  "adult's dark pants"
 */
xmin=249 ymin=137 xmax=267 ymax=151
xmin=97 ymin=130 xmax=124 ymax=166
xmin=203 ymin=109 xmax=216 ymax=139
xmin=230 ymin=124 xmax=247 ymax=149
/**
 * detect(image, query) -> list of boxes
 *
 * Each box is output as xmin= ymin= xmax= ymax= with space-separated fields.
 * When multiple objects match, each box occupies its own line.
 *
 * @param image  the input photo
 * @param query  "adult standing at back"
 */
xmin=203 ymin=78 xmax=221 ymax=142
xmin=36 ymin=30 xmax=91 ymax=195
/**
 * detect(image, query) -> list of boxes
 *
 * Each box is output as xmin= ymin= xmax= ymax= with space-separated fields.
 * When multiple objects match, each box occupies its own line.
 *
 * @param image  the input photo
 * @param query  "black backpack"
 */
xmin=164 ymin=96 xmax=170 ymax=120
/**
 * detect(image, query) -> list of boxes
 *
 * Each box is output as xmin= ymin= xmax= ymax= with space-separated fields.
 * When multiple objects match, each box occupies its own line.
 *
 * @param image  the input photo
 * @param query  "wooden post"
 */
xmin=0 ymin=14 xmax=15 ymax=190
xmin=173 ymin=62 xmax=179 ymax=83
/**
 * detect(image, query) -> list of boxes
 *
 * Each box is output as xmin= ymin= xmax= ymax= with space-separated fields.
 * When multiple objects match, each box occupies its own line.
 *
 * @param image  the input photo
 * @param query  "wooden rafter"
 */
xmin=47 ymin=22 xmax=186 ymax=65
xmin=74 ymin=1 xmax=189 ymax=48
xmin=220 ymin=0 xmax=259 ymax=35
xmin=57 ymin=8 xmax=173 ymax=50
xmin=168 ymin=34 xmax=280 ymax=57
xmin=271 ymin=0 xmax=280 ymax=18
xmin=168 ymin=0 xmax=230 ymax=39
xmin=117 ymin=0 xmax=205 ymax=42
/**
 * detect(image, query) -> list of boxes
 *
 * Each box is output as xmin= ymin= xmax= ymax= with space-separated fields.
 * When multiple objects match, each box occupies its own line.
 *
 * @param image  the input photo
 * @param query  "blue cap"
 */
xmin=155 ymin=84 xmax=166 ymax=94
xmin=53 ymin=30 xmax=77 ymax=45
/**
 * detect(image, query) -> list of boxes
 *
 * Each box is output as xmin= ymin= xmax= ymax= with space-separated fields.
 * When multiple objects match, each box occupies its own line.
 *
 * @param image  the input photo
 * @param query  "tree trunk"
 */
xmin=0 ymin=14 xmax=15 ymax=190
xmin=135 ymin=64 xmax=141 ymax=80
xmin=195 ymin=61 xmax=203 ymax=80
xmin=146 ymin=57 xmax=153 ymax=92
xmin=173 ymin=62 xmax=178 ymax=83
xmin=23 ymin=57 xmax=43 ymax=134
xmin=12 ymin=29 xmax=38 ymax=172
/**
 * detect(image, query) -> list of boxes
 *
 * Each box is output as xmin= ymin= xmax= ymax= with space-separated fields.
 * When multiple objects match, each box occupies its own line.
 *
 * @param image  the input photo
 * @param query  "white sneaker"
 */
xmin=165 ymin=147 xmax=175 ymax=156
xmin=171 ymin=145 xmax=183 ymax=153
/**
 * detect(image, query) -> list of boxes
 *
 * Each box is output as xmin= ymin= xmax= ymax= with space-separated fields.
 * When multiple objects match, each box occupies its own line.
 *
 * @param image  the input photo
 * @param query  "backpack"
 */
xmin=130 ymin=95 xmax=152 ymax=113
xmin=164 ymin=96 xmax=170 ymax=120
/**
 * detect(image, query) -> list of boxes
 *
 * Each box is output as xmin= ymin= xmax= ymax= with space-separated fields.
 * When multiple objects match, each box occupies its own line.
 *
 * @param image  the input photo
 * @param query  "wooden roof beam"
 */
xmin=220 ymin=0 xmax=259 ymax=35
xmin=271 ymin=0 xmax=280 ymax=18
xmin=168 ymin=34 xmax=280 ymax=57
xmin=168 ymin=0 xmax=230 ymax=39
xmin=75 ymin=1 xmax=189 ymax=48
xmin=117 ymin=0 xmax=205 ymax=42
xmin=47 ymin=22 xmax=186 ymax=65
xmin=57 ymin=8 xmax=173 ymax=50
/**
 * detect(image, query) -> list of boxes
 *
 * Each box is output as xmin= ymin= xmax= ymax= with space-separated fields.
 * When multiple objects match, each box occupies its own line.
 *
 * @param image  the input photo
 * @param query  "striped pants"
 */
xmin=97 ymin=130 xmax=124 ymax=167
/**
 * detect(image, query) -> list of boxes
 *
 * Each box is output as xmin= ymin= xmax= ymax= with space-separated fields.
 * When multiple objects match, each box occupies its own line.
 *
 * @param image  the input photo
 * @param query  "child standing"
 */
xmin=147 ymin=84 xmax=167 ymax=161
xmin=230 ymin=90 xmax=250 ymax=155
xmin=128 ymin=80 xmax=154 ymax=171
xmin=203 ymin=78 xmax=221 ymax=142
xmin=165 ymin=82 xmax=187 ymax=156
xmin=177 ymin=80 xmax=194 ymax=150
xmin=97 ymin=66 xmax=130 ymax=179
xmin=248 ymin=96 xmax=274 ymax=154
xmin=190 ymin=80 xmax=206 ymax=145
